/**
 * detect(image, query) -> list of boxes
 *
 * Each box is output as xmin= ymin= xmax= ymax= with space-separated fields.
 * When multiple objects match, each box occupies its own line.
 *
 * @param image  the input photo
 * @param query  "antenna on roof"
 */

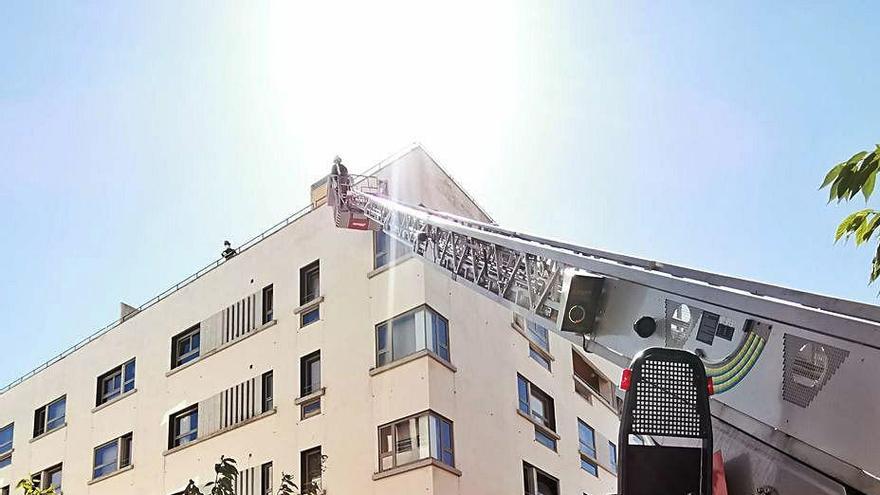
xmin=222 ymin=240 xmax=237 ymax=260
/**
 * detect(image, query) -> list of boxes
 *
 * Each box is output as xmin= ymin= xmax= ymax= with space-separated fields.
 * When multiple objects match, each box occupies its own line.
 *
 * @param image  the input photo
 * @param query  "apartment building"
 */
xmin=0 ymin=145 xmax=623 ymax=495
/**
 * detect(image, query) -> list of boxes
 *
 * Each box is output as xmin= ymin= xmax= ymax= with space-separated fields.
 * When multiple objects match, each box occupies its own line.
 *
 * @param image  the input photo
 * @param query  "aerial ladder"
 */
xmin=327 ymin=160 xmax=880 ymax=495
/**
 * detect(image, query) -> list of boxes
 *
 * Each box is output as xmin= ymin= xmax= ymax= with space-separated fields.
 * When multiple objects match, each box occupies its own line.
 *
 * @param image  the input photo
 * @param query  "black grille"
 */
xmin=618 ymin=348 xmax=713 ymax=495
xmin=631 ymin=358 xmax=708 ymax=438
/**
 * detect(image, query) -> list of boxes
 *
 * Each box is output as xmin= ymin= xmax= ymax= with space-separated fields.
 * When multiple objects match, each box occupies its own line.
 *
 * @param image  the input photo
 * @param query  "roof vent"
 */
xmin=120 ymin=302 xmax=138 ymax=320
xmin=311 ymin=176 xmax=329 ymax=208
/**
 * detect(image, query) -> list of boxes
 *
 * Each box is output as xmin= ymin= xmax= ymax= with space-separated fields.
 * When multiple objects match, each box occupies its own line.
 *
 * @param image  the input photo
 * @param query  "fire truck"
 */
xmin=327 ymin=160 xmax=879 ymax=495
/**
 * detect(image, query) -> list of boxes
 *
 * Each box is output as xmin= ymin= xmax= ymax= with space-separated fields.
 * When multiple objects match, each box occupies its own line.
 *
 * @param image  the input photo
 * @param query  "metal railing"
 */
xmin=1 ymin=202 xmax=316 ymax=394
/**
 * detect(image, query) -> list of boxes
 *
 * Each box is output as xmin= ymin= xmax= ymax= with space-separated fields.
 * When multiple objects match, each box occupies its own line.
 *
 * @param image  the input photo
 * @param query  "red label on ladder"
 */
xmin=348 ymin=217 xmax=370 ymax=230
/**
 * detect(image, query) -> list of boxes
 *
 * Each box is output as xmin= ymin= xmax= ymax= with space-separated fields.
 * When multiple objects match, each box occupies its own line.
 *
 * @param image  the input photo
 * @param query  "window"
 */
xmin=529 ymin=348 xmax=551 ymax=371
xmin=301 ymin=447 xmax=322 ymax=494
xmin=572 ymin=350 xmax=616 ymax=409
xmin=578 ymin=420 xmax=598 ymax=477
xmin=301 ymin=308 xmax=320 ymax=326
xmin=535 ymin=429 xmax=557 ymax=451
xmin=92 ymin=433 xmax=132 ymax=479
xmin=517 ymin=375 xmax=556 ymax=450
xmin=47 ymin=465 xmax=62 ymax=493
xmin=0 ymin=423 xmax=12 ymax=468
xmin=526 ymin=321 xmax=550 ymax=351
xmin=378 ymin=411 xmax=454 ymax=472
xmin=300 ymin=352 xmax=321 ymax=418
xmin=301 ymin=261 xmax=320 ymax=304
xmin=300 ymin=351 xmax=321 ymax=395
xmin=375 ymin=306 xmax=450 ymax=367
xmin=300 ymin=261 xmax=320 ymax=326
xmin=33 ymin=396 xmax=66 ymax=437
xmin=609 ymin=441 xmax=618 ymax=474
xmin=301 ymin=399 xmax=321 ymax=419
xmin=260 ymin=462 xmax=273 ymax=495
xmin=374 ymin=231 xmax=406 ymax=269
xmin=573 ymin=350 xmax=601 ymax=393
xmin=34 ymin=464 xmax=62 ymax=493
xmin=171 ymin=324 xmax=201 ymax=369
xmin=262 ymin=285 xmax=274 ymax=324
xmin=262 ymin=371 xmax=274 ymax=412
xmin=96 ymin=358 xmax=136 ymax=406
xmin=527 ymin=321 xmax=552 ymax=370
xmin=169 ymin=406 xmax=198 ymax=449
xmin=523 ymin=462 xmax=558 ymax=495
xmin=514 ymin=315 xmax=552 ymax=371
xmin=1 ymin=486 xmax=8 ymax=495
xmin=0 ymin=424 xmax=12 ymax=453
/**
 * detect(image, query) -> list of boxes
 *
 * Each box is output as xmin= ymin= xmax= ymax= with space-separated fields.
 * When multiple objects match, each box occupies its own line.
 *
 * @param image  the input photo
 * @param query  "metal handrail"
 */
xmin=1 ymin=203 xmax=315 ymax=394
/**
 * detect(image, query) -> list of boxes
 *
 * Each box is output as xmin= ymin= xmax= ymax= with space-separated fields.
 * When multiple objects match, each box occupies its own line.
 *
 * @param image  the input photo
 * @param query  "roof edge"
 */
xmin=363 ymin=142 xmax=496 ymax=224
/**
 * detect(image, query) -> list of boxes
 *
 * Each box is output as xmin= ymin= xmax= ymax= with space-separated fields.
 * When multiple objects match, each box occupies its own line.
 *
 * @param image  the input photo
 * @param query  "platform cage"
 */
xmin=328 ymin=165 xmax=388 ymax=231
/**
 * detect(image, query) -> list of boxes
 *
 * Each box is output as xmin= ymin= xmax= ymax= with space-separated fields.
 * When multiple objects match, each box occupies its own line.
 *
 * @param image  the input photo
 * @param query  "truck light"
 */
xmin=621 ymin=368 xmax=632 ymax=391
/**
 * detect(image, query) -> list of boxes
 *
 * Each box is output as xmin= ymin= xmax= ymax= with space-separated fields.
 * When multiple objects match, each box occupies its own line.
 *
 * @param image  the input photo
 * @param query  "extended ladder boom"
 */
xmin=328 ymin=169 xmax=880 ymax=494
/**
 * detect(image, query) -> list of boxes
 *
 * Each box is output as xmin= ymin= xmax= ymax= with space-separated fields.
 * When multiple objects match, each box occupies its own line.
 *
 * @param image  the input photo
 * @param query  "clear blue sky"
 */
xmin=1 ymin=1 xmax=878 ymax=386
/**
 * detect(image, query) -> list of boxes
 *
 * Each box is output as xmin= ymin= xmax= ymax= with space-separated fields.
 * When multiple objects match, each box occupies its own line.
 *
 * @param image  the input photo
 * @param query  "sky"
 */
xmin=1 ymin=1 xmax=879 ymax=386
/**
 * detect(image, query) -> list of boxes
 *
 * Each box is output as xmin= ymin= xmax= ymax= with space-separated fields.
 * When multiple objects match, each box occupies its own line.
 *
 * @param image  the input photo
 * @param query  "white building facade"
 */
xmin=0 ymin=145 xmax=622 ymax=495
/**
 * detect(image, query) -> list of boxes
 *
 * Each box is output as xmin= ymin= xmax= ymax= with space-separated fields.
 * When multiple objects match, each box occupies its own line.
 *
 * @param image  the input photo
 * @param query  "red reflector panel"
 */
xmin=707 ymin=376 xmax=715 ymax=396
xmin=621 ymin=368 xmax=632 ymax=391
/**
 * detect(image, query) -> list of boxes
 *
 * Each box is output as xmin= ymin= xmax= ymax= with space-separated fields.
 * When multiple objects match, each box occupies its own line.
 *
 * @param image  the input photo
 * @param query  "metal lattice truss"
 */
xmin=336 ymin=176 xmax=569 ymax=327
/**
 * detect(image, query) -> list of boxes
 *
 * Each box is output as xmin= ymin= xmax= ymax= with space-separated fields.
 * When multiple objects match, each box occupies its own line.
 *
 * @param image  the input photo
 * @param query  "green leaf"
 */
xmin=855 ymin=213 xmax=875 ymax=245
xmin=836 ymin=211 xmax=860 ymax=241
xmin=857 ymin=213 xmax=880 ymax=245
xmin=836 ymin=165 xmax=854 ymax=201
xmin=847 ymin=150 xmax=868 ymax=166
xmin=829 ymin=178 xmax=841 ymax=202
xmin=821 ymin=163 xmax=845 ymax=189
xmin=864 ymin=172 xmax=877 ymax=201
xmin=836 ymin=209 xmax=874 ymax=242
xmin=871 ymin=244 xmax=880 ymax=283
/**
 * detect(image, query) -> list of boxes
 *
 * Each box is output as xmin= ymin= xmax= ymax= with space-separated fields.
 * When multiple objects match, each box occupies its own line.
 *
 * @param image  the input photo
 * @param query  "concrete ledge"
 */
xmin=166 ymin=320 xmax=277 ymax=377
xmin=367 ymin=253 xmax=415 ymax=279
xmin=515 ymin=409 xmax=561 ymax=440
xmin=87 ymin=464 xmax=134 ymax=485
xmin=372 ymin=458 xmax=462 ymax=481
xmin=92 ymin=389 xmax=137 ymax=413
xmin=30 ymin=423 xmax=67 ymax=443
xmin=294 ymin=296 xmax=324 ymax=315
xmin=294 ymin=387 xmax=326 ymax=405
xmin=163 ymin=408 xmax=277 ymax=456
xmin=580 ymin=451 xmax=616 ymax=476
xmin=369 ymin=350 xmax=457 ymax=377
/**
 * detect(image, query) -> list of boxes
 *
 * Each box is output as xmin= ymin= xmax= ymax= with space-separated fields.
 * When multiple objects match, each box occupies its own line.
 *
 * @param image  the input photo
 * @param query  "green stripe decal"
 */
xmin=703 ymin=332 xmax=766 ymax=394
xmin=714 ymin=339 xmax=765 ymax=394
xmin=713 ymin=336 xmax=759 ymax=382
xmin=706 ymin=333 xmax=757 ymax=376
